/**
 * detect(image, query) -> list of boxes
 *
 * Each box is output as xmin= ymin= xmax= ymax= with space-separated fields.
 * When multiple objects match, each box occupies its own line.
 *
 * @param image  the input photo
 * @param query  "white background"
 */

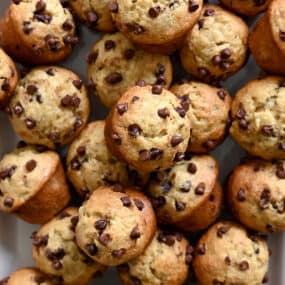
xmin=0 ymin=0 xmax=283 ymax=284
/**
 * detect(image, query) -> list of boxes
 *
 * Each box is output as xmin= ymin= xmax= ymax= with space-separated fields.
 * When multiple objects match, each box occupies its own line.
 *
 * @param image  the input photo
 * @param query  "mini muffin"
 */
xmin=32 ymin=207 xmax=105 ymax=285
xmin=180 ymin=4 xmax=249 ymax=83
xmin=171 ymin=81 xmax=231 ymax=153
xmin=117 ymin=230 xmax=192 ymax=285
xmin=228 ymin=159 xmax=285 ymax=233
xmin=0 ymin=0 xmax=78 ymax=65
xmin=87 ymin=32 xmax=172 ymax=108
xmin=0 ymin=145 xmax=70 ymax=224
xmin=109 ymin=0 xmax=203 ymax=52
xmin=147 ymin=155 xmax=222 ymax=232
xmin=0 ymin=268 xmax=52 ymax=285
xmin=76 ymin=185 xmax=157 ymax=266
xmin=193 ymin=221 xmax=269 ymax=285
xmin=230 ymin=76 xmax=285 ymax=160
xmin=219 ymin=0 xmax=270 ymax=16
xmin=249 ymin=14 xmax=285 ymax=75
xmin=0 ymin=48 xmax=18 ymax=109
xmin=8 ymin=66 xmax=90 ymax=149
xmin=68 ymin=0 xmax=116 ymax=32
xmin=67 ymin=121 xmax=148 ymax=198
xmin=105 ymin=85 xmax=191 ymax=173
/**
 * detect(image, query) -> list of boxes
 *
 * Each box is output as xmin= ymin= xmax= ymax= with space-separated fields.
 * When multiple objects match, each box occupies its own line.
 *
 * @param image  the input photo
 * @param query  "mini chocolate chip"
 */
xmin=151 ymin=196 xmax=166 ymax=208
xmin=74 ymin=118 xmax=83 ymax=129
xmin=259 ymin=188 xmax=271 ymax=210
xmin=12 ymin=0 xmax=22 ymax=4
xmin=188 ymin=163 xmax=197 ymax=174
xmin=0 ymin=166 xmax=16 ymax=180
xmin=239 ymin=261 xmax=249 ymax=271
xmin=150 ymin=148 xmax=163 ymax=160
xmin=52 ymin=260 xmax=62 ymax=270
xmin=221 ymin=48 xmax=231 ymax=59
xmin=261 ymin=125 xmax=274 ymax=136
xmin=133 ymin=198 xmax=144 ymax=211
xmin=25 ymin=118 xmax=36 ymax=129
xmin=48 ymin=132 xmax=60 ymax=142
xmin=26 ymin=85 xmax=38 ymax=95
xmin=128 ymin=124 xmax=142 ymax=137
xmin=14 ymin=103 xmax=24 ymax=116
xmin=117 ymin=103 xmax=128 ymax=115
xmin=212 ymin=55 xmax=222 ymax=65
xmin=34 ymin=12 xmax=52 ymax=24
xmin=198 ymin=19 xmax=204 ymax=29
xmin=175 ymin=200 xmax=186 ymax=211
xmin=279 ymin=30 xmax=285 ymax=41
xmin=197 ymin=243 xmax=206 ymax=255
xmin=23 ymin=21 xmax=33 ymax=34
xmin=99 ymin=233 xmax=111 ymax=246
xmin=155 ymin=75 xmax=166 ymax=85
xmin=105 ymin=40 xmax=115 ymax=50
xmin=155 ymin=63 xmax=165 ymax=76
xmin=139 ymin=149 xmax=150 ymax=161
xmin=70 ymin=157 xmax=81 ymax=170
xmin=62 ymin=19 xmax=73 ymax=31
xmin=237 ymin=188 xmax=246 ymax=201
xmin=175 ymin=107 xmax=186 ymax=117
xmin=130 ymin=226 xmax=141 ymax=239
xmin=45 ymin=35 xmax=62 ymax=51
xmin=111 ymin=133 xmax=122 ymax=145
xmin=121 ymin=196 xmax=132 ymax=207
xmin=224 ymin=256 xmax=231 ymax=265
xmin=217 ymin=225 xmax=230 ymax=238
xmin=188 ymin=0 xmax=199 ymax=12
xmin=195 ymin=182 xmax=205 ymax=195
xmin=203 ymin=140 xmax=216 ymax=149
xmin=217 ymin=89 xmax=227 ymax=100
xmin=276 ymin=165 xmax=285 ymax=179
xmin=136 ymin=80 xmax=146 ymax=87
xmin=87 ymin=11 xmax=98 ymax=26
xmin=70 ymin=216 xmax=79 ymax=231
xmin=132 ymin=96 xmax=140 ymax=103
xmin=63 ymin=35 xmax=79 ymax=45
xmin=204 ymin=8 xmax=215 ymax=16
xmin=112 ymin=248 xmax=126 ymax=258
xmin=46 ymin=68 xmax=55 ymax=76
xmin=148 ymin=6 xmax=160 ymax=18
xmin=157 ymin=232 xmax=175 ymax=246
xmin=174 ymin=152 xmax=184 ymax=162
xmin=33 ymin=234 xmax=49 ymax=247
xmin=126 ymin=23 xmax=145 ymax=35
xmin=124 ymin=49 xmax=135 ymax=60
xmin=76 ymin=146 xmax=86 ymax=156
xmin=239 ymin=119 xmax=248 ymax=130
xmin=185 ymin=245 xmax=194 ymax=264
xmin=108 ymin=1 xmax=119 ymax=13
xmin=117 ymin=263 xmax=130 ymax=273
xmin=171 ymin=135 xmax=183 ymax=147
xmin=35 ymin=0 xmax=46 ymax=13
xmin=25 ymin=159 xmax=37 ymax=172
xmin=162 ymin=181 xmax=172 ymax=192
xmin=86 ymin=243 xmax=98 ymax=256
xmin=95 ymin=220 xmax=107 ymax=231
xmin=3 ymin=197 xmax=14 ymax=208
xmin=236 ymin=106 xmax=246 ymax=119
xmin=152 ymin=85 xmax=163 ymax=95
xmin=87 ymin=50 xmax=98 ymax=64
xmin=72 ymin=80 xmax=83 ymax=90
xmin=157 ymin=107 xmax=169 ymax=119
xmin=105 ymin=72 xmax=123 ymax=84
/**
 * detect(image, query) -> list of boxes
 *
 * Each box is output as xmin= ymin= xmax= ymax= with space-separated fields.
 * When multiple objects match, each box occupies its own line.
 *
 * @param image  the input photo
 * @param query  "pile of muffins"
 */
xmin=0 ymin=0 xmax=284 ymax=284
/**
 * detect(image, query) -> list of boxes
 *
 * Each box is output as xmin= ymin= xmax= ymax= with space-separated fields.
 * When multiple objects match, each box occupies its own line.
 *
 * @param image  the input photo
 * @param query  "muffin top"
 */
xmin=0 ymin=145 xmax=59 ymax=213
xmin=105 ymin=85 xmax=191 ymax=173
xmin=193 ymin=221 xmax=269 ymax=285
xmin=87 ymin=32 xmax=172 ymax=108
xmin=110 ymin=0 xmax=203 ymax=45
xmin=8 ymin=66 xmax=90 ymax=149
xmin=230 ymin=76 xmax=285 ymax=160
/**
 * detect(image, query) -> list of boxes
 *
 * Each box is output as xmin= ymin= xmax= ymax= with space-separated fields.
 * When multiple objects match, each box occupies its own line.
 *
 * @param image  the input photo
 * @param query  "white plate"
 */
xmin=0 ymin=0 xmax=283 ymax=284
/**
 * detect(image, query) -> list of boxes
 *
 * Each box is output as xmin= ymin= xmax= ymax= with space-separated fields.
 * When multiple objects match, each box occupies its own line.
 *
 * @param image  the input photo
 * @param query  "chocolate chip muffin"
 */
xmin=67 ymin=120 xmax=148 ymax=198
xmin=171 ymin=81 xmax=231 ymax=153
xmin=219 ymin=0 xmax=269 ymax=16
xmin=249 ymin=14 xmax=285 ymax=76
xmin=228 ymin=159 xmax=285 ymax=233
xmin=87 ymin=32 xmax=172 ymax=108
xmin=117 ymin=230 xmax=192 ymax=285
xmin=68 ymin=0 xmax=116 ymax=32
xmin=105 ymin=85 xmax=191 ymax=173
xmin=32 ymin=207 xmax=105 ymax=285
xmin=0 ymin=268 xmax=52 ymax=285
xmin=193 ymin=221 xmax=269 ymax=285
xmin=0 ymin=48 xmax=18 ymax=109
xmin=109 ymin=0 xmax=203 ymax=53
xmin=8 ymin=66 xmax=90 ymax=149
xmin=76 ymin=185 xmax=157 ymax=266
xmin=180 ymin=4 xmax=249 ymax=83
xmin=0 ymin=0 xmax=78 ymax=65
xmin=0 ymin=144 xmax=70 ymax=224
xmin=147 ymin=155 xmax=222 ymax=232
xmin=230 ymin=76 xmax=285 ymax=160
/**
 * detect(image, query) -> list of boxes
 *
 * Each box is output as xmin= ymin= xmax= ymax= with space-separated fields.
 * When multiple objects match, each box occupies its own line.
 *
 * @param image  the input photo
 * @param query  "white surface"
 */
xmin=0 ymin=0 xmax=283 ymax=284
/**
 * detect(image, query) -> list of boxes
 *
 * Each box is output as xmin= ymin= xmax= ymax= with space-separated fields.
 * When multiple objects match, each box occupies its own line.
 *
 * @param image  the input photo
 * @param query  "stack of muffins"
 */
xmin=0 ymin=0 xmax=284 ymax=284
